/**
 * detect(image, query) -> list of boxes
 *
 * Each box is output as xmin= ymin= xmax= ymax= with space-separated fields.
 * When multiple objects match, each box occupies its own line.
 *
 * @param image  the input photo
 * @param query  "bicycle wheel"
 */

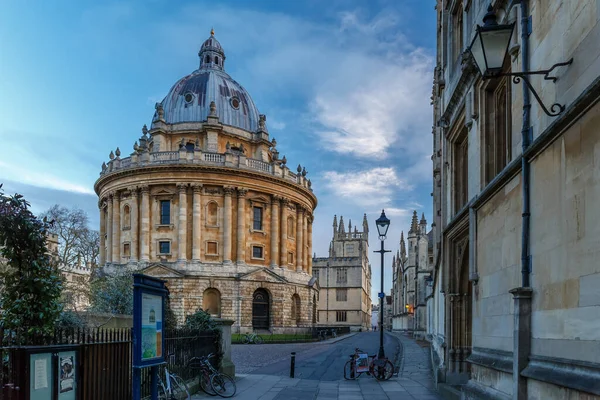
xmin=374 ymin=360 xmax=394 ymax=381
xmin=254 ymin=335 xmax=264 ymax=344
xmin=343 ymin=360 xmax=361 ymax=380
xmin=200 ymin=370 xmax=217 ymax=396
xmin=157 ymin=375 xmax=169 ymax=400
xmin=210 ymin=373 xmax=237 ymax=398
xmin=242 ymin=335 xmax=250 ymax=344
xmin=169 ymin=374 xmax=190 ymax=400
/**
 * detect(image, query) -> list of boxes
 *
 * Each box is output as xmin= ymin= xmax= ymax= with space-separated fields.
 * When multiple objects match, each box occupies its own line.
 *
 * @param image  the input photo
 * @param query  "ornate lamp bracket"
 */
xmin=486 ymin=59 xmax=574 ymax=117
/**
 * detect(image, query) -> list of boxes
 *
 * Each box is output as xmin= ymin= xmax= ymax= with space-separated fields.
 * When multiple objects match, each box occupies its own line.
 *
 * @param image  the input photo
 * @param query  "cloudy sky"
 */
xmin=0 ymin=0 xmax=436 ymax=301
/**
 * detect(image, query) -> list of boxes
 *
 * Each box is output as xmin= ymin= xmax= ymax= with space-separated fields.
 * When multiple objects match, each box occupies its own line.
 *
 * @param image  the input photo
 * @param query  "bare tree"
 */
xmin=76 ymin=228 xmax=100 ymax=270
xmin=40 ymin=205 xmax=89 ymax=267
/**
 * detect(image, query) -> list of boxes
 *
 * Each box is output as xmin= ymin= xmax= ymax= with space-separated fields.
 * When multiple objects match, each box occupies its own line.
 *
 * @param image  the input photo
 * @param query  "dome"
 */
xmin=153 ymin=30 xmax=262 ymax=132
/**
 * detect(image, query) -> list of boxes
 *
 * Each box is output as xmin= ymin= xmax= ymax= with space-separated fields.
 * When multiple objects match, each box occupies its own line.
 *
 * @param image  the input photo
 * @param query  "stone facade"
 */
xmin=391 ymin=212 xmax=434 ymax=340
xmin=312 ymin=215 xmax=372 ymax=331
xmin=94 ymin=31 xmax=318 ymax=334
xmin=430 ymin=0 xmax=600 ymax=398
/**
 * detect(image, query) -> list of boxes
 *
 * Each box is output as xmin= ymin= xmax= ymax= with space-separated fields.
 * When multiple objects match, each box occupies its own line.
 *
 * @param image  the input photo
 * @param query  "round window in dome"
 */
xmin=184 ymin=92 xmax=194 ymax=104
xmin=230 ymin=97 xmax=240 ymax=109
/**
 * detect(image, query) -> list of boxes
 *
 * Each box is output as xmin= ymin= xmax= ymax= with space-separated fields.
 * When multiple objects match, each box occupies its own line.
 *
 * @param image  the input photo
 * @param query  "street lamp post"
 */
xmin=374 ymin=210 xmax=391 ymax=359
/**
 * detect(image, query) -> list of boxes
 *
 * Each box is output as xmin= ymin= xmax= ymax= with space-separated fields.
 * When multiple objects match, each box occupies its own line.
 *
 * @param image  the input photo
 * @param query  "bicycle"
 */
xmin=242 ymin=331 xmax=264 ymax=344
xmin=330 ymin=329 xmax=337 ymax=338
xmin=157 ymin=360 xmax=190 ymax=400
xmin=188 ymin=353 xmax=236 ymax=398
xmin=343 ymin=348 xmax=394 ymax=381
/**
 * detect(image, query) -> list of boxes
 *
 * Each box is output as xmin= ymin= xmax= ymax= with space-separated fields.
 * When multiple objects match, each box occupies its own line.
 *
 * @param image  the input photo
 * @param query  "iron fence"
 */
xmin=0 ymin=326 xmax=221 ymax=400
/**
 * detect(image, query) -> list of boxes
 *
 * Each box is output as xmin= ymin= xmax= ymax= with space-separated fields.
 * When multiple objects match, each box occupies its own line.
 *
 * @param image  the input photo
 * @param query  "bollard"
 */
xmin=290 ymin=352 xmax=296 ymax=378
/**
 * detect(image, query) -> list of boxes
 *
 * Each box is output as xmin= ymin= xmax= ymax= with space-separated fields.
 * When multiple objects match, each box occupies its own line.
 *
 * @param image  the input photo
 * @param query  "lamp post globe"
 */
xmin=376 ymin=210 xmax=391 ymax=239
xmin=467 ymin=5 xmax=515 ymax=78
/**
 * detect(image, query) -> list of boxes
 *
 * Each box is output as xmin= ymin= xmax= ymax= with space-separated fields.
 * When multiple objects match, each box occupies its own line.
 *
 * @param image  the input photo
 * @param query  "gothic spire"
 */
xmin=362 ymin=213 xmax=369 ymax=233
xmin=420 ymin=212 xmax=427 ymax=225
xmin=409 ymin=210 xmax=418 ymax=233
xmin=339 ymin=216 xmax=345 ymax=233
xmin=333 ymin=214 xmax=338 ymax=238
xmin=400 ymin=231 xmax=406 ymax=259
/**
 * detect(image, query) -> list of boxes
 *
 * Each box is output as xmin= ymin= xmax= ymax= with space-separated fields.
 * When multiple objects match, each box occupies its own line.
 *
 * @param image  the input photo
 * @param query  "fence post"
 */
xmin=290 ymin=352 xmax=296 ymax=378
xmin=212 ymin=318 xmax=236 ymax=377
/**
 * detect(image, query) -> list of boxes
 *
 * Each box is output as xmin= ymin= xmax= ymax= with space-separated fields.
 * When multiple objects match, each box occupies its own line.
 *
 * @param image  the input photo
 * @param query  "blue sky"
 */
xmin=0 ymin=0 xmax=436 ymax=301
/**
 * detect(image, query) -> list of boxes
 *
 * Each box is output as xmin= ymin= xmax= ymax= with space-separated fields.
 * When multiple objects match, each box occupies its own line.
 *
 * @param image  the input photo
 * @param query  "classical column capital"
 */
xmin=98 ymin=199 xmax=107 ymax=209
xmin=223 ymin=186 xmax=235 ymax=196
xmin=129 ymin=186 xmax=139 ymax=198
xmin=272 ymin=194 xmax=284 ymax=203
xmin=281 ymin=197 xmax=290 ymax=205
xmin=177 ymin=183 xmax=188 ymax=193
xmin=297 ymin=205 xmax=306 ymax=215
xmin=140 ymin=185 xmax=150 ymax=195
xmin=192 ymin=184 xmax=203 ymax=193
xmin=237 ymin=188 xmax=248 ymax=198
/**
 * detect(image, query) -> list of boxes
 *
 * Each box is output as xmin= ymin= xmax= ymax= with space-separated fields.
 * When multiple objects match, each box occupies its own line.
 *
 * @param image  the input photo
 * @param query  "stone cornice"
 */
xmin=94 ymin=163 xmax=317 ymax=208
xmin=439 ymin=53 xmax=477 ymax=132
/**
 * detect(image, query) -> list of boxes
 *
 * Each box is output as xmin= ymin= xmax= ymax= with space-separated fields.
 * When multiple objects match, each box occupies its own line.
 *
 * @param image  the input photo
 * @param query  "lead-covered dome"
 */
xmin=153 ymin=30 xmax=261 ymax=132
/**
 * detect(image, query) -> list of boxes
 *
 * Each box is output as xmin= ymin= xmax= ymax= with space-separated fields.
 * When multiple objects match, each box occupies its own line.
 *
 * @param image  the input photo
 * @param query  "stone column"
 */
xmin=99 ymin=200 xmax=106 ymax=265
xmin=280 ymin=199 xmax=288 ymax=266
xmin=140 ymin=185 xmax=150 ymax=262
xmin=111 ymin=192 xmax=121 ymax=263
xmin=296 ymin=206 xmax=303 ymax=272
xmin=510 ymin=287 xmax=533 ymax=400
xmin=192 ymin=184 xmax=203 ymax=262
xmin=270 ymin=196 xmax=280 ymax=269
xmin=236 ymin=188 xmax=248 ymax=265
xmin=177 ymin=183 xmax=188 ymax=262
xmin=223 ymin=187 xmax=234 ymax=263
xmin=302 ymin=212 xmax=308 ymax=272
xmin=213 ymin=318 xmax=235 ymax=376
xmin=130 ymin=188 xmax=139 ymax=262
xmin=106 ymin=195 xmax=112 ymax=263
xmin=307 ymin=215 xmax=313 ymax=275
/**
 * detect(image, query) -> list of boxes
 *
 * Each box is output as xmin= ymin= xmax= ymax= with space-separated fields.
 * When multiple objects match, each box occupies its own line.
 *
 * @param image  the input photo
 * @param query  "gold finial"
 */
xmin=211 ymin=27 xmax=215 ymax=36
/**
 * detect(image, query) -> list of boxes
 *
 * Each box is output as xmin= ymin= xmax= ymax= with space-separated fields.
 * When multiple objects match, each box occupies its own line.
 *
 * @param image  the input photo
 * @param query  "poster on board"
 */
xmin=59 ymin=355 xmax=75 ymax=393
xmin=141 ymin=293 xmax=163 ymax=360
xmin=356 ymin=353 xmax=370 ymax=373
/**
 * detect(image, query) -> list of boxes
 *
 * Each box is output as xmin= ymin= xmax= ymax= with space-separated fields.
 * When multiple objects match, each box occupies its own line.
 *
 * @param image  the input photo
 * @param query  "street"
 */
xmin=233 ymin=332 xmax=400 ymax=380
xmin=219 ymin=331 xmax=445 ymax=399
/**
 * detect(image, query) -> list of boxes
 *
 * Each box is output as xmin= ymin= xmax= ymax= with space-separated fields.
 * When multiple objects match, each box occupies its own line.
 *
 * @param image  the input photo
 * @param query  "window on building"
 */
xmin=160 ymin=200 xmax=170 ymax=225
xmin=451 ymin=1 xmax=464 ymax=63
xmin=206 ymin=241 xmax=218 ymax=255
xmin=123 ymin=205 xmax=131 ymax=229
xmin=159 ymin=241 xmax=170 ymax=254
xmin=336 ymin=288 xmax=348 ymax=302
xmin=312 ymin=269 xmax=319 ymax=279
xmin=123 ymin=243 xmax=130 ymax=258
xmin=336 ymin=311 xmax=347 ymax=322
xmin=453 ymin=127 xmax=469 ymax=212
xmin=287 ymin=216 xmax=295 ymax=238
xmin=252 ymin=246 xmax=264 ymax=259
xmin=253 ymin=206 xmax=263 ymax=230
xmin=288 ymin=252 xmax=295 ymax=264
xmin=185 ymin=142 xmax=195 ymax=152
xmin=336 ymin=268 xmax=348 ymax=283
xmin=482 ymin=75 xmax=512 ymax=186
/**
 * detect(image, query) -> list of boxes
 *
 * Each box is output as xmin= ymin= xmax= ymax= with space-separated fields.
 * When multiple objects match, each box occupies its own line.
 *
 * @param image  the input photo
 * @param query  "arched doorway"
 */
xmin=252 ymin=289 xmax=270 ymax=329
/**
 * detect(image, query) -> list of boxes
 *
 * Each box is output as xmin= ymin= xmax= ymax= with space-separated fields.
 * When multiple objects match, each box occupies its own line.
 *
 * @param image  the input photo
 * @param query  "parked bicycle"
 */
xmin=330 ymin=329 xmax=337 ymax=338
xmin=188 ymin=353 xmax=236 ymax=398
xmin=343 ymin=348 xmax=394 ymax=381
xmin=242 ymin=331 xmax=264 ymax=344
xmin=157 ymin=356 xmax=190 ymax=400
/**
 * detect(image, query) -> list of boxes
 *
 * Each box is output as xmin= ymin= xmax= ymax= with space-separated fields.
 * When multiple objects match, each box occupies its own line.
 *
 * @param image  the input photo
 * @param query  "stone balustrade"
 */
xmin=101 ymin=150 xmax=311 ymax=191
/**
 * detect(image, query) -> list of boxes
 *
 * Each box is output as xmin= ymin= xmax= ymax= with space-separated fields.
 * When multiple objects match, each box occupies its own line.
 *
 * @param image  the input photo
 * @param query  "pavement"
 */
xmin=192 ymin=331 xmax=443 ymax=399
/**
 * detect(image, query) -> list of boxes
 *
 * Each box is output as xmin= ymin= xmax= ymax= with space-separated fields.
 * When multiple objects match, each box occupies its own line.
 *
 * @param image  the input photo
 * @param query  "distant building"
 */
xmin=391 ymin=211 xmax=433 ymax=339
xmin=371 ymin=304 xmax=379 ymax=330
xmin=312 ymin=215 xmax=372 ymax=331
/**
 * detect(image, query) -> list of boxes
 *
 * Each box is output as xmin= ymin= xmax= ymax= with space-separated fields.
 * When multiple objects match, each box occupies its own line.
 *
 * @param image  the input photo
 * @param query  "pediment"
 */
xmin=238 ymin=267 xmax=288 ymax=283
xmin=143 ymin=263 xmax=184 ymax=278
xmin=152 ymin=188 xmax=176 ymax=197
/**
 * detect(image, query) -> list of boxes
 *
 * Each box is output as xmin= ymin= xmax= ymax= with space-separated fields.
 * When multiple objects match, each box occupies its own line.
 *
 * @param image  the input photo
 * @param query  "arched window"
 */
xmin=207 ymin=201 xmax=218 ymax=226
xmin=205 ymin=55 xmax=211 ymax=64
xmin=287 ymin=216 xmax=295 ymax=238
xmin=123 ymin=205 xmax=131 ymax=229
xmin=291 ymin=294 xmax=301 ymax=326
xmin=215 ymin=56 xmax=219 ymax=65
xmin=185 ymin=142 xmax=195 ymax=152
xmin=202 ymin=288 xmax=221 ymax=317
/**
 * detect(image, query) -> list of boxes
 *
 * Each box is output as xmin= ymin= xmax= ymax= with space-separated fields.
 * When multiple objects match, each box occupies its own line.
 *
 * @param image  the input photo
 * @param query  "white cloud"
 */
xmin=321 ymin=167 xmax=411 ymax=207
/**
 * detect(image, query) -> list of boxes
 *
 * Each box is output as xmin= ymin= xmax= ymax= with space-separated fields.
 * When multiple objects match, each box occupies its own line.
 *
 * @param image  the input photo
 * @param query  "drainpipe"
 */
xmin=520 ymin=0 xmax=531 ymax=288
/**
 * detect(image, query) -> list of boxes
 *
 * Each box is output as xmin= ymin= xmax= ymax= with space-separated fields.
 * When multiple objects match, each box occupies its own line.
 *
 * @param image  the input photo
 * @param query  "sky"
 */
xmin=0 ymin=0 xmax=436 ymax=302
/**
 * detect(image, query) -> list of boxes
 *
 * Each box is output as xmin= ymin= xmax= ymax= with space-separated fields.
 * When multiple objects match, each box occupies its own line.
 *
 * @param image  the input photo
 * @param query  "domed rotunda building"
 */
xmin=95 ymin=30 xmax=318 ymax=334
